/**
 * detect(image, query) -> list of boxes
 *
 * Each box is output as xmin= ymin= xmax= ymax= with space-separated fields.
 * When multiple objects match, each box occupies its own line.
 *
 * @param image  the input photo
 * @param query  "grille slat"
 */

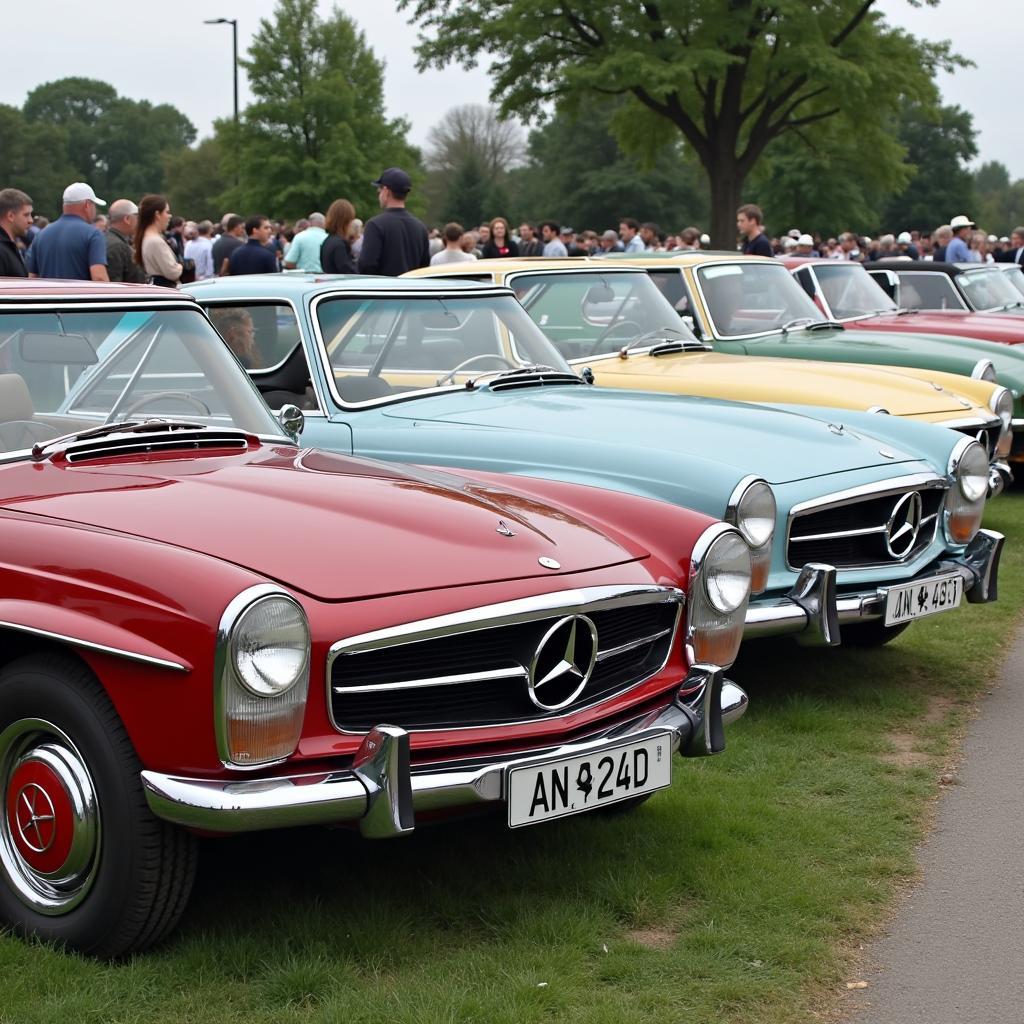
xmin=788 ymin=487 xmax=944 ymax=569
xmin=330 ymin=600 xmax=679 ymax=732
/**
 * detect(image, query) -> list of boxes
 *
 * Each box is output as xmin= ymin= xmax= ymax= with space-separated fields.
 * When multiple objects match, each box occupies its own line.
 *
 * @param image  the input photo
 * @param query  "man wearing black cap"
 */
xmin=358 ymin=168 xmax=430 ymax=276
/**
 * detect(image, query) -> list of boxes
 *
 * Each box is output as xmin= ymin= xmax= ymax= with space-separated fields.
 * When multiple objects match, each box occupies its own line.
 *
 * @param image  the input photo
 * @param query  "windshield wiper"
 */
xmin=617 ymin=326 xmax=690 ymax=358
xmin=31 ymin=419 xmax=210 ymax=462
xmin=896 ymin=307 xmax=920 ymax=316
xmin=780 ymin=318 xmax=844 ymax=333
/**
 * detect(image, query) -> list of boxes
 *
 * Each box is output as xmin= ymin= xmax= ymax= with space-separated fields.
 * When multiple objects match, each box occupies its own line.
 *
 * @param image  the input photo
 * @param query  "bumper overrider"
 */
xmin=744 ymin=528 xmax=1004 ymax=646
xmin=141 ymin=664 xmax=747 ymax=838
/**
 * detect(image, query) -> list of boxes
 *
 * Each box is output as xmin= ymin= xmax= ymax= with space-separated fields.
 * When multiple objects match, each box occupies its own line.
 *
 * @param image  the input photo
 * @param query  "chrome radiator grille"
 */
xmin=787 ymin=485 xmax=945 ymax=569
xmin=328 ymin=588 xmax=682 ymax=733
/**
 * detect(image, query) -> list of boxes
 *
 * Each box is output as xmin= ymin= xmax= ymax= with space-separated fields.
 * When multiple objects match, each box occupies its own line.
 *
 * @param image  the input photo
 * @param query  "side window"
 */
xmin=899 ymin=274 xmax=962 ymax=310
xmin=647 ymin=271 xmax=690 ymax=313
xmin=207 ymin=303 xmax=301 ymax=370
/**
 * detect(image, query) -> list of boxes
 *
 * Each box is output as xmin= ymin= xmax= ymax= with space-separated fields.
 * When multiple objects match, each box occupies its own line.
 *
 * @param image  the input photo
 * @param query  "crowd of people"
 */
xmin=3 ymin=171 xmax=1023 ymax=287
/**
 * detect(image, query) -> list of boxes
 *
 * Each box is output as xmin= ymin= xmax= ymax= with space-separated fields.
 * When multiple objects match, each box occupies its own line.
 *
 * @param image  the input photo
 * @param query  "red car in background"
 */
xmin=785 ymin=258 xmax=1024 ymax=348
xmin=0 ymin=281 xmax=751 ymax=956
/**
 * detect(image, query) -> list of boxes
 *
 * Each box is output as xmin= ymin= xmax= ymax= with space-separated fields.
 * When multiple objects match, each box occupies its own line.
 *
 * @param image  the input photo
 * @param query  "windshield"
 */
xmin=314 ymin=294 xmax=572 ymax=404
xmin=0 ymin=306 xmax=283 ymax=458
xmin=813 ymin=263 xmax=898 ymax=318
xmin=695 ymin=262 xmax=822 ymax=337
xmin=1002 ymin=266 xmax=1024 ymax=298
xmin=957 ymin=267 xmax=1024 ymax=311
xmin=508 ymin=271 xmax=696 ymax=360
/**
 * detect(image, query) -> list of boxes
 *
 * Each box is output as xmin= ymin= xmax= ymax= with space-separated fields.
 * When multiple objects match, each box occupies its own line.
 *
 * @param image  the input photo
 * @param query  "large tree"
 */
xmin=0 ymin=105 xmax=77 ymax=218
xmin=223 ymin=0 xmax=422 ymax=219
xmin=398 ymin=0 xmax=964 ymax=246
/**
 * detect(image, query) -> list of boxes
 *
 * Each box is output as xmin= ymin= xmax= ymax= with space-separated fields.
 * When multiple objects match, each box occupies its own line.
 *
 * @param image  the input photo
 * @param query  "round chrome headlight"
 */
xmin=954 ymin=440 xmax=989 ymax=502
xmin=729 ymin=478 xmax=777 ymax=549
xmin=231 ymin=595 xmax=310 ymax=697
xmin=972 ymin=359 xmax=998 ymax=384
xmin=990 ymin=386 xmax=1013 ymax=431
xmin=703 ymin=531 xmax=752 ymax=614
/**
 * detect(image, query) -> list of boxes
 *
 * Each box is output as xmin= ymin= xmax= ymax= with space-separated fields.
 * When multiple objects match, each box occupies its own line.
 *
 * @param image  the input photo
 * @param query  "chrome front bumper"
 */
xmin=142 ymin=665 xmax=747 ymax=839
xmin=744 ymin=528 xmax=1004 ymax=646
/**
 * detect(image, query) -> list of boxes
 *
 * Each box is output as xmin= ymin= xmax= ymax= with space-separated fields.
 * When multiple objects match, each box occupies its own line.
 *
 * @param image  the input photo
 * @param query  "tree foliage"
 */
xmin=221 ymin=0 xmax=422 ymax=220
xmin=398 ymin=0 xmax=966 ymax=245
xmin=0 ymin=105 xmax=77 ymax=218
xmin=22 ymin=78 xmax=195 ymax=202
xmin=511 ymin=96 xmax=708 ymax=232
xmin=881 ymin=101 xmax=976 ymax=233
xmin=973 ymin=162 xmax=1024 ymax=237
xmin=163 ymin=137 xmax=232 ymax=222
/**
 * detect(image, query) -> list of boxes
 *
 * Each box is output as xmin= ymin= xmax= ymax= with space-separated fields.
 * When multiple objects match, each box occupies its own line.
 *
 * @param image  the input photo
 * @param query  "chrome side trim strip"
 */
xmin=792 ymin=525 xmax=887 ymax=542
xmin=334 ymin=666 xmax=528 ymax=695
xmin=0 ymin=620 xmax=188 ymax=672
xmin=786 ymin=473 xmax=945 ymax=520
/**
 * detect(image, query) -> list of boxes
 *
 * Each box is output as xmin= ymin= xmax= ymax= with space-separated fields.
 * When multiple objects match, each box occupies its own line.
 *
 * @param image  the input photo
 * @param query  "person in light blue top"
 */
xmin=283 ymin=212 xmax=328 ymax=271
xmin=945 ymin=214 xmax=975 ymax=263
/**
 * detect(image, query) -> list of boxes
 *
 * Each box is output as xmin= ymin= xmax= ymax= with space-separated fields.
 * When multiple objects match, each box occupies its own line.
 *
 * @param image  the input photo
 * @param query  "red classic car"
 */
xmin=786 ymin=257 xmax=1024 ymax=347
xmin=0 ymin=282 xmax=751 ymax=956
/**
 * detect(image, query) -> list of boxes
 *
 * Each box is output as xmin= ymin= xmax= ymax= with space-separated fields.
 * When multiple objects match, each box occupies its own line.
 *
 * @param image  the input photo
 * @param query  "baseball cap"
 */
xmin=63 ymin=182 xmax=106 ymax=206
xmin=787 ymin=228 xmax=801 ymax=239
xmin=988 ymin=234 xmax=997 ymax=243
xmin=782 ymin=237 xmax=798 ymax=249
xmin=560 ymin=226 xmax=574 ymax=235
xmin=797 ymin=233 xmax=814 ymax=246
xmin=700 ymin=233 xmax=710 ymax=246
xmin=371 ymin=168 xmax=412 ymax=193
xmin=950 ymin=214 xmax=975 ymax=230
xmin=897 ymin=231 xmax=912 ymax=244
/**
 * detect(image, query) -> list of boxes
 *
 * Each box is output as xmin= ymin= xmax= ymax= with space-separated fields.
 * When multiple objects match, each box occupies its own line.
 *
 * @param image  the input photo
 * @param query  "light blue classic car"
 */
xmin=185 ymin=275 xmax=1003 ymax=648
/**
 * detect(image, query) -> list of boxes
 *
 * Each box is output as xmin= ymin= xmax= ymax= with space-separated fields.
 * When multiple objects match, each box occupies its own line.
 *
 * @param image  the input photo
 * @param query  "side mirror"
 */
xmin=278 ymin=404 xmax=304 ymax=438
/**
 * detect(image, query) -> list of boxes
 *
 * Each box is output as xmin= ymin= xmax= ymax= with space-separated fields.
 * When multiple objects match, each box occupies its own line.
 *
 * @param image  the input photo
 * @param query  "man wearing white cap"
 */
xmin=945 ymin=214 xmax=975 ymax=264
xmin=27 ymin=182 xmax=109 ymax=281
xmin=896 ymin=231 xmax=919 ymax=259
xmin=795 ymin=233 xmax=817 ymax=256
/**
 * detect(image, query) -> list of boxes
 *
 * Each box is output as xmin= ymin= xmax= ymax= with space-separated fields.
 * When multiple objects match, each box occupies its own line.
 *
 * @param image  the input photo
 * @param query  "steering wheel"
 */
xmin=119 ymin=391 xmax=212 ymax=419
xmin=589 ymin=320 xmax=643 ymax=355
xmin=436 ymin=354 xmax=516 ymax=387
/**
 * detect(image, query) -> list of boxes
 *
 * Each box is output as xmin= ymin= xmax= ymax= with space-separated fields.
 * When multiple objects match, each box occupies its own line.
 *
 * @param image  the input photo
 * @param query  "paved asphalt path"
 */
xmin=846 ymin=631 xmax=1024 ymax=1023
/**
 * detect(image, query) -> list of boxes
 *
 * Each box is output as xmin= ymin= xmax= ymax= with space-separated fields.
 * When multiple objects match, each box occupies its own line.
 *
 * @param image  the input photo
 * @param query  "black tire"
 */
xmin=842 ymin=619 xmax=912 ymax=648
xmin=0 ymin=652 xmax=197 ymax=957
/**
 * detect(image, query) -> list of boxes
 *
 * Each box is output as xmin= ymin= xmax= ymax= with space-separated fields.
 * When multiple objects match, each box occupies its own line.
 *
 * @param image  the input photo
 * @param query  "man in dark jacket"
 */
xmin=0 ymin=188 xmax=33 ymax=277
xmin=358 ymin=168 xmax=430 ymax=276
xmin=105 ymin=199 xmax=146 ymax=283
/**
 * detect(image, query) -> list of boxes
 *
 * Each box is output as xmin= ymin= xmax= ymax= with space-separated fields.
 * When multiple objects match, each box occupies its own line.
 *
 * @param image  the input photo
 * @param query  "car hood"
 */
xmin=589 ymin=350 xmax=982 ymax=418
xmin=855 ymin=311 xmax=1024 ymax=344
xmin=379 ymin=386 xmax=925 ymax=483
xmin=0 ymin=447 xmax=647 ymax=601
xmin=737 ymin=325 xmax=1024 ymax=393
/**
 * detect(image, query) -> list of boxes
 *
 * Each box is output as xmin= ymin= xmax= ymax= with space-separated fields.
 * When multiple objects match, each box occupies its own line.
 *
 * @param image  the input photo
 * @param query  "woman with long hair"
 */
xmin=320 ymin=199 xmax=357 ymax=274
xmin=134 ymin=194 xmax=182 ymax=287
xmin=481 ymin=216 xmax=519 ymax=260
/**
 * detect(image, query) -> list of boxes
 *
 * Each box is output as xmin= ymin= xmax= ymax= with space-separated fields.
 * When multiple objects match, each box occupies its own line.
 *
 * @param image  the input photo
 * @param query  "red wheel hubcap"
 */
xmin=6 ymin=759 xmax=75 ymax=875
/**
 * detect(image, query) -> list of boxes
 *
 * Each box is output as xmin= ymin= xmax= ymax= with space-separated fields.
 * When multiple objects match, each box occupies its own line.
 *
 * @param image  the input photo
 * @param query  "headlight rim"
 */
xmin=972 ymin=358 xmax=998 ymax=384
xmin=725 ymin=475 xmax=777 ymax=550
xmin=948 ymin=436 xmax=989 ymax=502
xmin=230 ymin=593 xmax=311 ymax=698
xmin=989 ymin=385 xmax=1013 ymax=429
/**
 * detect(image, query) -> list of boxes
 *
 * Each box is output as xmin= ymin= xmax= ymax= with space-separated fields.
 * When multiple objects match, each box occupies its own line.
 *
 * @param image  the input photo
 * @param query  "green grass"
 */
xmin=2 ymin=497 xmax=1022 ymax=1024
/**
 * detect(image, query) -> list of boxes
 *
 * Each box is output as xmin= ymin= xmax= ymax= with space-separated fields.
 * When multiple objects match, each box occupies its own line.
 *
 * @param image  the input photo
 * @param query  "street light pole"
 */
xmin=204 ymin=17 xmax=239 ymax=123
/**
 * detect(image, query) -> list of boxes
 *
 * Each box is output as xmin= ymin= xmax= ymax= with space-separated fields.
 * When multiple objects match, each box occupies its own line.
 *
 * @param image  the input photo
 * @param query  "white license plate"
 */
xmin=883 ymin=572 xmax=963 ymax=626
xmin=506 ymin=732 xmax=672 ymax=828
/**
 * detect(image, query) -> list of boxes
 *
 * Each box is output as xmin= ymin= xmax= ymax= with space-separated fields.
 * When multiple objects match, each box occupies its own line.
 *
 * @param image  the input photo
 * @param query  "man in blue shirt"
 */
xmin=27 ymin=182 xmax=109 ymax=281
xmin=228 ymin=216 xmax=280 ymax=275
xmin=945 ymin=215 xmax=975 ymax=263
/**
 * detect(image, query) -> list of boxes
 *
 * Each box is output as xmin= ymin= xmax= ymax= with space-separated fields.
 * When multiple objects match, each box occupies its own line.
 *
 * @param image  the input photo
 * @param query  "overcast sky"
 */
xmin=2 ymin=0 xmax=1019 ymax=179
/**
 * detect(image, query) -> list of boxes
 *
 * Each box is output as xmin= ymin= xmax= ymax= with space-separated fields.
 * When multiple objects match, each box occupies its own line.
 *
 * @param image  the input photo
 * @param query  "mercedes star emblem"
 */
xmin=527 ymin=615 xmax=598 ymax=710
xmin=884 ymin=491 xmax=924 ymax=559
xmin=14 ymin=782 xmax=57 ymax=854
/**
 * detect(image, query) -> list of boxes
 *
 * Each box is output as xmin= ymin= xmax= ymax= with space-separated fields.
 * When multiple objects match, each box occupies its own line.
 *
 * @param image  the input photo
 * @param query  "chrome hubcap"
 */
xmin=0 ymin=720 xmax=100 ymax=915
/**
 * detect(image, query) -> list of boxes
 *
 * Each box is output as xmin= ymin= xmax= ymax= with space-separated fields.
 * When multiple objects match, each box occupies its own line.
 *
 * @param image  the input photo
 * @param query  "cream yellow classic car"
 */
xmin=407 ymin=259 xmax=1013 ymax=493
